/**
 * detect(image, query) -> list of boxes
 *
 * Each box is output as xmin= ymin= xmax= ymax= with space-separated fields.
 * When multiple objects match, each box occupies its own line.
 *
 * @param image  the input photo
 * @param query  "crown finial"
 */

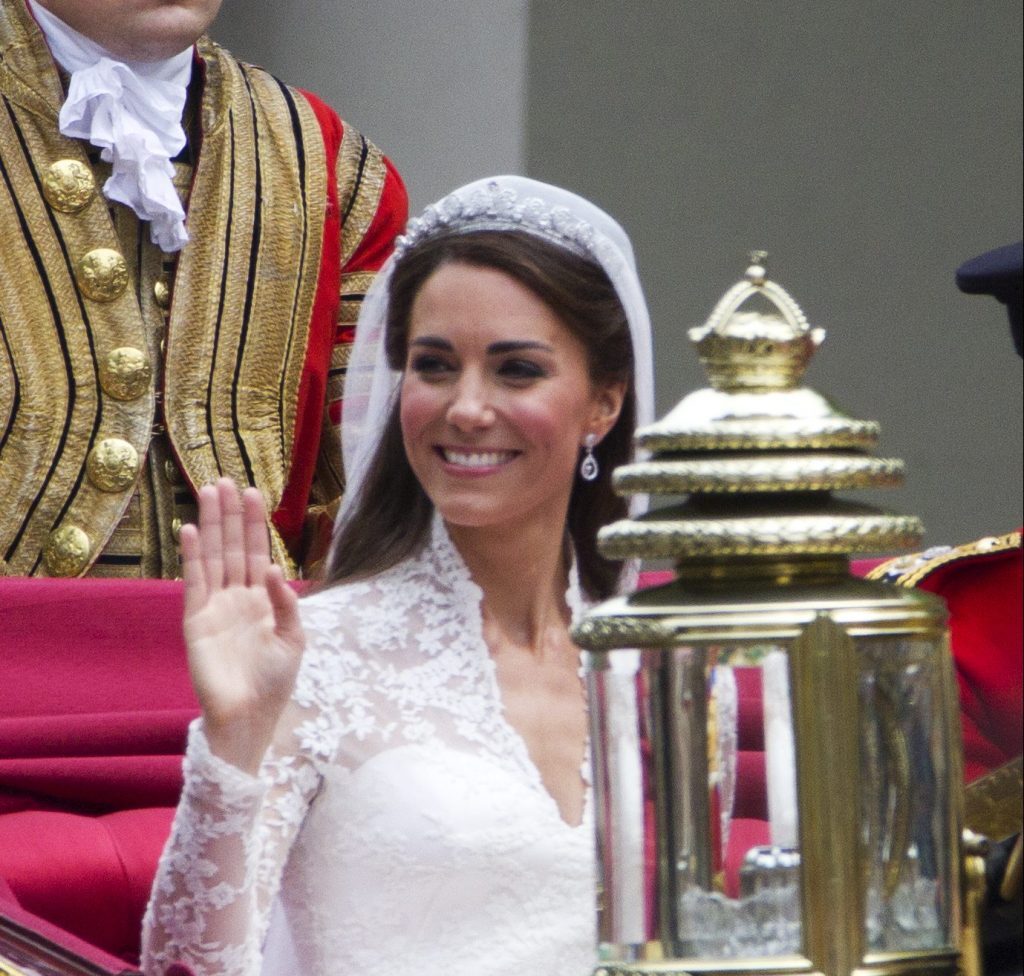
xmin=746 ymin=250 xmax=769 ymax=285
xmin=687 ymin=255 xmax=823 ymax=391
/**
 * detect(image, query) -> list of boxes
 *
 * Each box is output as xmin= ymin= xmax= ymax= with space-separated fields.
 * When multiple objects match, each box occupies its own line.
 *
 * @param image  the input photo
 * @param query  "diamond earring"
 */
xmin=580 ymin=433 xmax=599 ymax=481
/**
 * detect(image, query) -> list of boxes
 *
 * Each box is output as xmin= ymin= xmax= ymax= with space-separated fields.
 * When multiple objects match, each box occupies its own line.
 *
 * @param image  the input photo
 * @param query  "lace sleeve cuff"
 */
xmin=184 ymin=718 xmax=269 ymax=808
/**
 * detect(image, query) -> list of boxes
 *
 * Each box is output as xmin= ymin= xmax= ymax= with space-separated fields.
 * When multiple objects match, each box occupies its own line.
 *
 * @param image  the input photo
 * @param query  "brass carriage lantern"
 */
xmin=575 ymin=254 xmax=972 ymax=975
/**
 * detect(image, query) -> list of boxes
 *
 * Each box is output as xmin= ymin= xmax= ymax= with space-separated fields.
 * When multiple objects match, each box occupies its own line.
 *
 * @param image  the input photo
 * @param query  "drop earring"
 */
xmin=580 ymin=433 xmax=599 ymax=481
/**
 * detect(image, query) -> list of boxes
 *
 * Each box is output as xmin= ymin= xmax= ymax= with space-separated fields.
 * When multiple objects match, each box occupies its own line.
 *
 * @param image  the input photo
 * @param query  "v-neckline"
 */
xmin=429 ymin=515 xmax=593 ymax=830
xmin=490 ymin=665 xmax=592 ymax=830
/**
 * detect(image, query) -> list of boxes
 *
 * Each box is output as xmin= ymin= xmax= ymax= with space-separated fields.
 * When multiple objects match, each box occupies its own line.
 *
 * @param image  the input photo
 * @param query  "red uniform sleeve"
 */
xmin=918 ymin=545 xmax=1024 ymax=782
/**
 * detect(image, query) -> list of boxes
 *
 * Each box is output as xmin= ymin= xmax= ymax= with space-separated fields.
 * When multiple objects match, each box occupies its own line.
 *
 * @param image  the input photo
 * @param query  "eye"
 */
xmin=409 ymin=353 xmax=454 ymax=378
xmin=497 ymin=358 xmax=549 ymax=383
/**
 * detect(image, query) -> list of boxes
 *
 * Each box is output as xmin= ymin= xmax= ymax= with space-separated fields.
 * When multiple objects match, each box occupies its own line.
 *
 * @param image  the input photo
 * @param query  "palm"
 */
xmin=185 ymin=584 xmax=304 ymax=724
xmin=180 ymin=479 xmax=307 ymax=771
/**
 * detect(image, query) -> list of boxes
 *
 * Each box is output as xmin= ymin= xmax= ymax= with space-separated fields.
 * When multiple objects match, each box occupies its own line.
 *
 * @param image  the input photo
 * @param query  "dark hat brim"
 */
xmin=956 ymin=241 xmax=1023 ymax=357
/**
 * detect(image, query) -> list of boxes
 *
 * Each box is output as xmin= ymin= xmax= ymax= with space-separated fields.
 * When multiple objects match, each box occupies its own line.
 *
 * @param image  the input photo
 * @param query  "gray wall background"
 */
xmin=213 ymin=1 xmax=1022 ymax=549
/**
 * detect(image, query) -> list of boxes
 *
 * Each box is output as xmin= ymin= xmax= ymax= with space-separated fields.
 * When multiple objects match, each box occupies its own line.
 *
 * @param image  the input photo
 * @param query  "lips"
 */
xmin=439 ymin=447 xmax=518 ymax=468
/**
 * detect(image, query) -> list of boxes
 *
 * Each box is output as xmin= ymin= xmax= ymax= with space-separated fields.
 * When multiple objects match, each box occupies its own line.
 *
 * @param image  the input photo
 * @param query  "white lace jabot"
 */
xmin=142 ymin=516 xmax=599 ymax=976
xmin=28 ymin=0 xmax=192 ymax=252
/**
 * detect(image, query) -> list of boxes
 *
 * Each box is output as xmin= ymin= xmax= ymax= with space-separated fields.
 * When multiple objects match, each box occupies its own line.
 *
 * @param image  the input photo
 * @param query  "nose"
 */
xmin=446 ymin=372 xmax=495 ymax=432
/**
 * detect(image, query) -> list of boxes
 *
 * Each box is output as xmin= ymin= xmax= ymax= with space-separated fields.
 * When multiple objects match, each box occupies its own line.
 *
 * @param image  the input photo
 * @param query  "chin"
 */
xmin=433 ymin=502 xmax=504 ymax=531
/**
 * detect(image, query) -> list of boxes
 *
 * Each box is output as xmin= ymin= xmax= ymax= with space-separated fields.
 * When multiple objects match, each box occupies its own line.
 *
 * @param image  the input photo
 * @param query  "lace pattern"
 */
xmin=142 ymin=515 xmax=598 ymax=976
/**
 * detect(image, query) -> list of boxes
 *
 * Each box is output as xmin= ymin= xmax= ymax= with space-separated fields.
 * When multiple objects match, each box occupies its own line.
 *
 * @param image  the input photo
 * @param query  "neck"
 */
xmin=447 ymin=511 xmax=572 ymax=649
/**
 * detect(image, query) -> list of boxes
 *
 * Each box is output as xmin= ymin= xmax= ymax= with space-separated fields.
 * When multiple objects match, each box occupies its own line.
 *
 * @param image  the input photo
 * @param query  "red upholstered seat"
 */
xmin=0 ymin=577 xmax=197 ymax=964
xmin=0 ymin=885 xmax=142 ymax=975
xmin=0 ymin=808 xmax=174 ymax=963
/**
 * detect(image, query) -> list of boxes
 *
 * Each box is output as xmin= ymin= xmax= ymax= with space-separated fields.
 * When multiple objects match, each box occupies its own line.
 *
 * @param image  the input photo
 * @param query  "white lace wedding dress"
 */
xmin=141 ymin=516 xmax=598 ymax=976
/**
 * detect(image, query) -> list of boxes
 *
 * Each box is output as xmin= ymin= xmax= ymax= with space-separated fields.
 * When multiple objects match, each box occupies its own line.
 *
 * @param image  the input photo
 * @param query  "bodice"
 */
xmin=142 ymin=516 xmax=599 ymax=976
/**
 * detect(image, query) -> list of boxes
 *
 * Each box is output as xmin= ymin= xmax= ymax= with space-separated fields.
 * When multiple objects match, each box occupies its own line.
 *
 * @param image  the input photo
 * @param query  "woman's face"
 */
xmin=400 ymin=262 xmax=624 ymax=535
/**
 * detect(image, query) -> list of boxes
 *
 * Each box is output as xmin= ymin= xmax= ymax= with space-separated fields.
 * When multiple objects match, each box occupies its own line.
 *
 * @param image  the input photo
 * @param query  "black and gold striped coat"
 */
xmin=0 ymin=0 xmax=407 ymax=578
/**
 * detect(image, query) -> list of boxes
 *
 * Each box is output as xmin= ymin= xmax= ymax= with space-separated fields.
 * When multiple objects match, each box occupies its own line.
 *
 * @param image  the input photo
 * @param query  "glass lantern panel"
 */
xmin=587 ymin=641 xmax=804 ymax=963
xmin=857 ymin=634 xmax=957 ymax=951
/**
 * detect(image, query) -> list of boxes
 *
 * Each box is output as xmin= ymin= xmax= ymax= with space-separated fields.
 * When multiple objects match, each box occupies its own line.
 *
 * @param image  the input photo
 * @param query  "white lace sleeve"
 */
xmin=140 ymin=707 xmax=324 ymax=976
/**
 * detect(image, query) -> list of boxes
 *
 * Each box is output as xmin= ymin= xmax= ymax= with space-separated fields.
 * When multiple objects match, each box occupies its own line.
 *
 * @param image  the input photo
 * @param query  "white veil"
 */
xmin=336 ymin=175 xmax=655 ymax=532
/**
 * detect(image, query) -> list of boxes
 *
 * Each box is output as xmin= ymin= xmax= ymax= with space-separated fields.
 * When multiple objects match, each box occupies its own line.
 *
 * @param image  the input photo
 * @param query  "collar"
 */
xmin=25 ymin=0 xmax=193 ymax=251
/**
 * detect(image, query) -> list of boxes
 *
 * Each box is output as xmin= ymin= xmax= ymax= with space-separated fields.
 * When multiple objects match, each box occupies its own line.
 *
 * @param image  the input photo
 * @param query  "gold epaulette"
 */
xmin=866 ymin=530 xmax=1022 ymax=587
xmin=964 ymin=756 xmax=1023 ymax=841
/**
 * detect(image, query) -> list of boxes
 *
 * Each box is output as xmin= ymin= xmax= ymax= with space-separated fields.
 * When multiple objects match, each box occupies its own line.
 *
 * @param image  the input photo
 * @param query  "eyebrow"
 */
xmin=409 ymin=336 xmax=555 ymax=355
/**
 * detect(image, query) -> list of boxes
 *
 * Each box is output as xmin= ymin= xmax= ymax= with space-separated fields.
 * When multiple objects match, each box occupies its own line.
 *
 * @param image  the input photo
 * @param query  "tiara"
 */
xmin=393 ymin=180 xmax=608 ymax=262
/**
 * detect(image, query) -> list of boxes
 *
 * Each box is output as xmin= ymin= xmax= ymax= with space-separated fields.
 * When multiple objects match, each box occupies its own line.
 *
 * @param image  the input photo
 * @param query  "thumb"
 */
xmin=266 ymin=566 xmax=304 ymax=648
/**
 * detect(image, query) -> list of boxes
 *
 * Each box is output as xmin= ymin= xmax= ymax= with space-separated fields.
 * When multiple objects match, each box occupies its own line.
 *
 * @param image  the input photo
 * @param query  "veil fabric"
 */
xmin=337 ymin=175 xmax=655 ymax=529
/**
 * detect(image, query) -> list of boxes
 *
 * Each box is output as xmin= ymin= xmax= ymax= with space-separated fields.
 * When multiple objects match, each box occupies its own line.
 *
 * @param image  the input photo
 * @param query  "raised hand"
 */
xmin=180 ymin=478 xmax=306 ymax=773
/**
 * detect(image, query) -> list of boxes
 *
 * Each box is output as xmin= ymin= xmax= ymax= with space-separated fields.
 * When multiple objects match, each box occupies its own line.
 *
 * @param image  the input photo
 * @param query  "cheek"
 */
xmin=399 ymin=379 xmax=438 ymax=449
xmin=513 ymin=393 xmax=588 ymax=459
xmin=514 ymin=403 xmax=563 ymax=445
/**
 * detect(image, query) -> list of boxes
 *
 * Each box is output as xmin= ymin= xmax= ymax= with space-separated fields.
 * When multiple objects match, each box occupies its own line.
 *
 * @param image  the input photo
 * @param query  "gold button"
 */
xmin=76 ymin=248 xmax=129 ymax=302
xmin=100 ymin=346 xmax=151 ymax=401
xmin=171 ymin=517 xmax=183 ymax=542
xmin=164 ymin=458 xmax=184 ymax=485
xmin=87 ymin=437 xmax=140 ymax=492
xmin=42 ymin=159 xmax=95 ymax=213
xmin=153 ymin=274 xmax=172 ymax=309
xmin=44 ymin=525 xmax=92 ymax=577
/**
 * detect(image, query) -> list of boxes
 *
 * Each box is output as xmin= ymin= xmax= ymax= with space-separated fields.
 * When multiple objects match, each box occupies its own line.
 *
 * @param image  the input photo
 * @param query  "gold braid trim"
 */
xmin=0 ymin=0 xmax=64 ymax=119
xmin=165 ymin=41 xmax=327 ymax=577
xmin=330 ymin=343 xmax=354 ymax=372
xmin=1 ymin=1 xmax=154 ymax=575
xmin=318 ymin=260 xmax=377 ymax=498
xmin=309 ymin=143 xmax=387 ymax=513
xmin=338 ymin=269 xmax=376 ymax=327
xmin=964 ymin=756 xmax=1023 ymax=841
xmin=867 ymin=530 xmax=1022 ymax=587
xmin=336 ymin=126 xmax=387 ymax=268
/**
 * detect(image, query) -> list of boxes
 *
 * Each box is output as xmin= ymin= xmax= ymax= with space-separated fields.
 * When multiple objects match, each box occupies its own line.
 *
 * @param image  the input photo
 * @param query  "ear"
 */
xmin=586 ymin=379 xmax=627 ymax=443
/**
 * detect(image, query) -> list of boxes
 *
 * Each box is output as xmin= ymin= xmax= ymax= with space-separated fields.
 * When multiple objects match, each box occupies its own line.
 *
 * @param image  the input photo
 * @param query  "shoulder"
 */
xmin=297 ymin=558 xmax=424 ymax=650
xmin=201 ymin=40 xmax=407 ymax=258
xmin=292 ymin=581 xmax=374 ymax=719
xmin=194 ymin=40 xmax=348 ymax=155
xmin=866 ymin=530 xmax=1022 ymax=589
xmin=292 ymin=557 xmax=439 ymax=704
xmin=299 ymin=577 xmax=375 ymax=645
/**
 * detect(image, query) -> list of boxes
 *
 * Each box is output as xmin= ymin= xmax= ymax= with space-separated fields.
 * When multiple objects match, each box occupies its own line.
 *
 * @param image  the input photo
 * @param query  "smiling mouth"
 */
xmin=438 ymin=448 xmax=518 ymax=468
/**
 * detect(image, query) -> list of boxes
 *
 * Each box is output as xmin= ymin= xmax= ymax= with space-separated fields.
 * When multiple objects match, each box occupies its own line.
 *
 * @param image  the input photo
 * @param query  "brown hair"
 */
xmin=322 ymin=230 xmax=635 ymax=600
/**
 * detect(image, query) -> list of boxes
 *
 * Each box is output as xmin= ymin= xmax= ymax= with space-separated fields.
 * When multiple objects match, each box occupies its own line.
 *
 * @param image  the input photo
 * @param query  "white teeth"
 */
xmin=442 ymin=449 xmax=514 ymax=468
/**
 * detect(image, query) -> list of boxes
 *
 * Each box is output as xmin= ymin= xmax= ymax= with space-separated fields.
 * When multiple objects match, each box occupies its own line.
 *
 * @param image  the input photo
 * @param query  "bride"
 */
xmin=141 ymin=175 xmax=654 ymax=976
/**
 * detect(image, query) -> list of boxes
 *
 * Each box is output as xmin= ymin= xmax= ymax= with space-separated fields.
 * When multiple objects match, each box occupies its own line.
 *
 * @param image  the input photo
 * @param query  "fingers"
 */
xmin=191 ymin=478 xmax=273 ymax=591
xmin=218 ymin=479 xmax=246 ymax=587
xmin=241 ymin=487 xmax=272 ymax=586
xmin=196 ymin=482 xmax=225 ymax=590
xmin=180 ymin=522 xmax=207 ymax=619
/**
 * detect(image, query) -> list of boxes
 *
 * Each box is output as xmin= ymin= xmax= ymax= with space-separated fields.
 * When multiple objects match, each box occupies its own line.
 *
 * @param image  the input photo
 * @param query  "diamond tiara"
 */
xmin=393 ymin=179 xmax=612 ymax=263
